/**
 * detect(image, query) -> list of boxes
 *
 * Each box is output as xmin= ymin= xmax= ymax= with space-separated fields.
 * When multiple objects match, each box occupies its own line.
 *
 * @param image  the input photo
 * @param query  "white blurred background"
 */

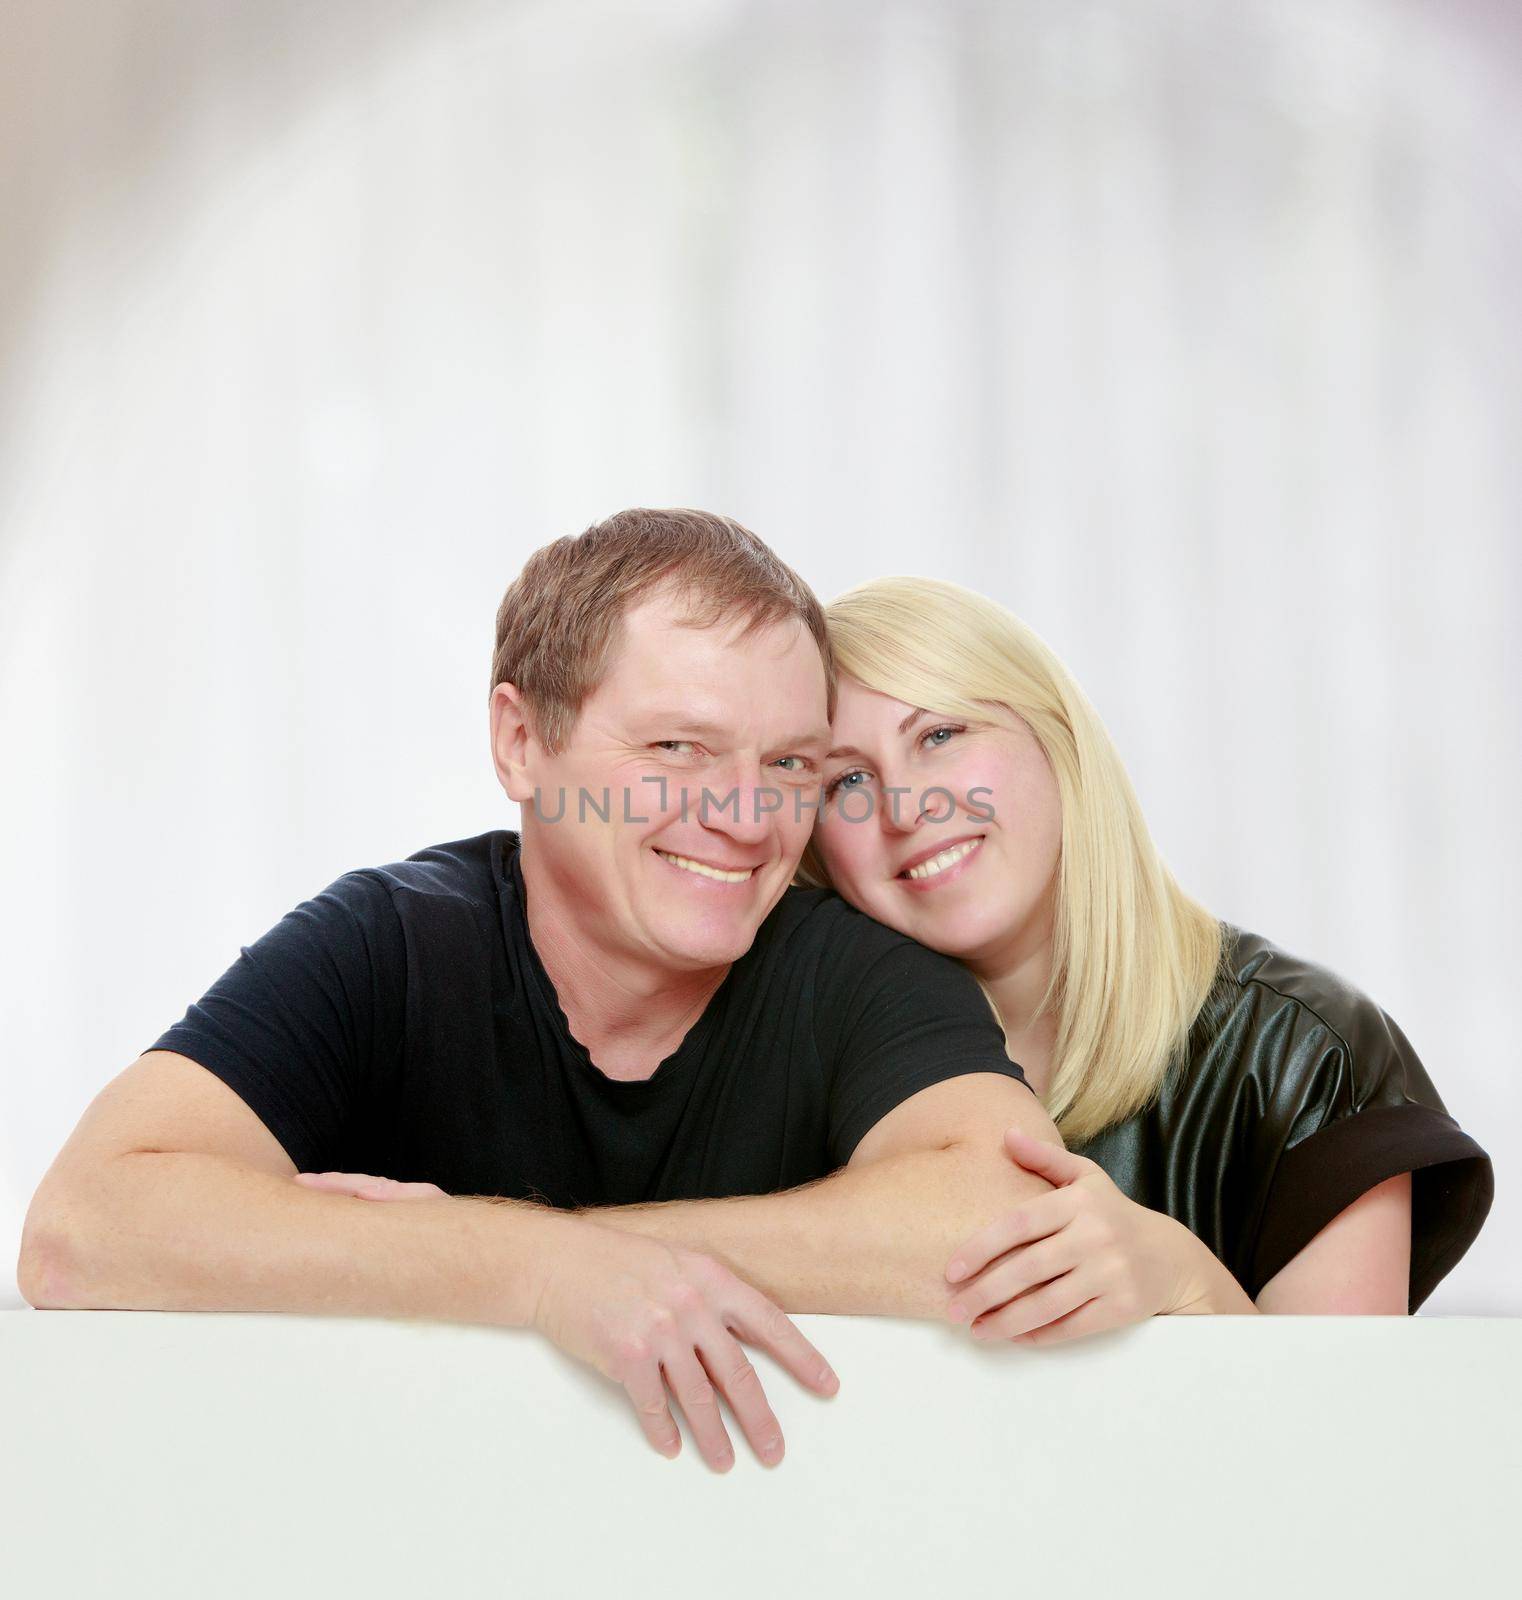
xmin=2 ymin=0 xmax=1517 ymax=1311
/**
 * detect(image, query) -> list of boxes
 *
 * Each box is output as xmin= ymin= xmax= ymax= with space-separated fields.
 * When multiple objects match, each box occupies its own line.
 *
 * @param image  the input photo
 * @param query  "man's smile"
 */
xmin=653 ymin=847 xmax=761 ymax=885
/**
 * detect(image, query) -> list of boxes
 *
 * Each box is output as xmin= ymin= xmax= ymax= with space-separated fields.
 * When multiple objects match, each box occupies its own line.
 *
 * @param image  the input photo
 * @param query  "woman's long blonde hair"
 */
xmin=803 ymin=576 xmax=1224 ymax=1144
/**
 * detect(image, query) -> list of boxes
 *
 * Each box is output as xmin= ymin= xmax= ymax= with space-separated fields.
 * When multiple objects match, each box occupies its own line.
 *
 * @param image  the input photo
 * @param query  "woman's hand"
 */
xmin=944 ymin=1128 xmax=1231 ymax=1344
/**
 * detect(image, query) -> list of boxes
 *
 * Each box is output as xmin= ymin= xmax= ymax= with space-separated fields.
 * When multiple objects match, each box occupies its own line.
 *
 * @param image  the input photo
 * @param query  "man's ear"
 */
xmin=489 ymin=682 xmax=541 ymax=804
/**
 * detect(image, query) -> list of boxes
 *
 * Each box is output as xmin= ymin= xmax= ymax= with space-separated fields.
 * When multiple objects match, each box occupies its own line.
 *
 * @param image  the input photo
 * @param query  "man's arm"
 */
xmin=21 ymin=1051 xmax=839 ymax=1472
xmin=586 ymin=1073 xmax=1060 ymax=1318
xmin=18 ymin=1051 xmax=562 ymax=1325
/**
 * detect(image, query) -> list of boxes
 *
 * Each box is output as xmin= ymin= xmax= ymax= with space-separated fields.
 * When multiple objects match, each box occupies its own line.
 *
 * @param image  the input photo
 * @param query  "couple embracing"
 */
xmin=20 ymin=507 xmax=1491 ymax=1471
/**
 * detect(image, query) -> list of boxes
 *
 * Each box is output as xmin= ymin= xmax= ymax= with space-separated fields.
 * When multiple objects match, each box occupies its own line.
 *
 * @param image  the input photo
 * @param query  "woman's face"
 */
xmin=814 ymin=676 xmax=1062 ymax=969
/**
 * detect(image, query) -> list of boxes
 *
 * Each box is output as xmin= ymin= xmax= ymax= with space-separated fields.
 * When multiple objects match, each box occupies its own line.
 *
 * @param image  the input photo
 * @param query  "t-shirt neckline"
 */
xmin=494 ymin=831 xmax=727 ymax=1092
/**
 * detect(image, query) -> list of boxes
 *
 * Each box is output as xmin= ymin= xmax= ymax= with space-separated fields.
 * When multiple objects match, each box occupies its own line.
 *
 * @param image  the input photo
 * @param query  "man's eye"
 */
xmin=770 ymin=755 xmax=812 ymax=773
xmin=824 ymin=769 xmax=868 ymax=799
xmin=652 ymin=741 xmax=697 ymax=755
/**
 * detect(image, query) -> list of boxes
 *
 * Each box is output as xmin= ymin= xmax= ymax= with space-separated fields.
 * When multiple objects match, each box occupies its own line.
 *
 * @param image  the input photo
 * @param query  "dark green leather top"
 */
xmin=1069 ymin=927 xmax=1493 ymax=1309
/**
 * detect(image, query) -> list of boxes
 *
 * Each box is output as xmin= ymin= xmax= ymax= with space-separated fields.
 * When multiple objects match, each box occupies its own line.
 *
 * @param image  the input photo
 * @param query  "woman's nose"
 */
xmin=876 ymin=772 xmax=922 ymax=835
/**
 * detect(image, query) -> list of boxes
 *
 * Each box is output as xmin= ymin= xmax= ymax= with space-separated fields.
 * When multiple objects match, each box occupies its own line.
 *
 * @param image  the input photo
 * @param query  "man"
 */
xmin=19 ymin=508 xmax=1060 ymax=1472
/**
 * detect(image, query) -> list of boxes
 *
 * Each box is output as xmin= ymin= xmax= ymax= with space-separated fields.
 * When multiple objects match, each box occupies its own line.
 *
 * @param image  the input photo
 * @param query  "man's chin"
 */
xmin=637 ymin=870 xmax=786 ymax=971
xmin=647 ymin=916 xmax=762 ymax=973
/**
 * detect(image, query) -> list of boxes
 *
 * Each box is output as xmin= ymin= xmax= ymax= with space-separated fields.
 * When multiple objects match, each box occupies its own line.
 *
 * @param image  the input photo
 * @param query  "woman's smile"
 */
xmin=896 ymin=834 xmax=985 ymax=889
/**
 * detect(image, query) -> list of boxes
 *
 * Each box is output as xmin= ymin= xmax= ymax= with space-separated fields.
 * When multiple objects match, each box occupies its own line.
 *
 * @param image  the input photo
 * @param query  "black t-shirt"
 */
xmin=148 ymin=830 xmax=1030 ymax=1205
xmin=1071 ymin=926 xmax=1493 ymax=1311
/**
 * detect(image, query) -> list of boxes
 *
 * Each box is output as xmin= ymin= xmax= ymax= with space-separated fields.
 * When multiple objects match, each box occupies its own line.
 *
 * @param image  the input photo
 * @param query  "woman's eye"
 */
xmin=921 ymin=724 xmax=964 ymax=749
xmin=824 ymin=770 xmax=868 ymax=799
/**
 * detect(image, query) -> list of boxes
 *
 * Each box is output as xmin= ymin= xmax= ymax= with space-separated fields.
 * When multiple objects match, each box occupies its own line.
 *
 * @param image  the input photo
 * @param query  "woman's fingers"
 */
xmin=1013 ymin=1297 xmax=1130 ymax=1347
xmin=660 ymin=1348 xmax=736 ymax=1472
xmin=945 ymin=1186 xmax=1081 ymax=1284
xmin=970 ymin=1271 xmax=1097 ymax=1341
xmin=696 ymin=1324 xmax=786 ymax=1468
xmin=1001 ymin=1128 xmax=1096 ymax=1187
xmin=948 ymin=1232 xmax=1079 ymax=1323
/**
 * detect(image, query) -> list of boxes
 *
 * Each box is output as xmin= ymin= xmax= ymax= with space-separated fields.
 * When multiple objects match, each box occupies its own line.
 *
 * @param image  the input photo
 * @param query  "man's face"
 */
xmin=518 ymin=592 xmax=831 ymax=975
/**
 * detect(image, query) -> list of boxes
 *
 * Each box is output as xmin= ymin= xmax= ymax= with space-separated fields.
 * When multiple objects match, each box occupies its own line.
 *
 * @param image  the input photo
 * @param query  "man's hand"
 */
xmin=293 ymin=1169 xmax=840 ymax=1470
xmin=294 ymin=1171 xmax=449 ymax=1202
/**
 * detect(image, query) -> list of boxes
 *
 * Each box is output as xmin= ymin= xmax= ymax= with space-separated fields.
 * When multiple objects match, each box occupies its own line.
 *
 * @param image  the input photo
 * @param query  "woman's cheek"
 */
xmin=957 ymin=756 xmax=1019 ymax=826
xmin=820 ymin=819 xmax=873 ymax=897
xmin=960 ymin=755 xmax=1005 ymax=812
xmin=813 ymin=817 xmax=848 ymax=881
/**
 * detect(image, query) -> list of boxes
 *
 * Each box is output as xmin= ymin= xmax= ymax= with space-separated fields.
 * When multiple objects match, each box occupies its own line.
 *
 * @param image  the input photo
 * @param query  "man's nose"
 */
xmin=700 ymin=759 xmax=780 ymax=846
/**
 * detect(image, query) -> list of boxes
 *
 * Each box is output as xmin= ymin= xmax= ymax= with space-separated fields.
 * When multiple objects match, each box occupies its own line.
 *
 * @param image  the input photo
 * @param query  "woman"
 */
xmin=802 ymin=575 xmax=1492 ymax=1342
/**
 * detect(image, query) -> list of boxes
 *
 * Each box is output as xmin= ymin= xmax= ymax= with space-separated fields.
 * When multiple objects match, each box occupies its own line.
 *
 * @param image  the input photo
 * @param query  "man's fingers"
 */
xmin=660 ymin=1350 xmax=735 ymax=1473
xmin=293 ymin=1171 xmax=446 ymax=1201
xmin=948 ymin=1232 xmax=1079 ymax=1323
xmin=294 ymin=1171 xmax=371 ymax=1192
xmin=620 ymin=1361 xmax=682 ymax=1460
xmin=295 ymin=1171 xmax=395 ymax=1200
xmin=697 ymin=1325 xmax=785 ymax=1468
xmin=945 ymin=1187 xmax=1080 ymax=1283
xmin=726 ymin=1287 xmax=839 ymax=1398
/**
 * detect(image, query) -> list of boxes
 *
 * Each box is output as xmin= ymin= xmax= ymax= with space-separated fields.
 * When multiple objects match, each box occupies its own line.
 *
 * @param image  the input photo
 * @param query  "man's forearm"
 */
xmin=21 ymin=1150 xmax=570 ymax=1328
xmin=587 ymin=1143 xmax=1052 ymax=1319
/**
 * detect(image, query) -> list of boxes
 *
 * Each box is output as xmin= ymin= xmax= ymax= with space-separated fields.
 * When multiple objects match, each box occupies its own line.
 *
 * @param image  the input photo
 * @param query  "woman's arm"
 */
xmin=1253 ymin=1171 xmax=1410 ymax=1313
xmin=943 ymin=1130 xmax=1413 ymax=1341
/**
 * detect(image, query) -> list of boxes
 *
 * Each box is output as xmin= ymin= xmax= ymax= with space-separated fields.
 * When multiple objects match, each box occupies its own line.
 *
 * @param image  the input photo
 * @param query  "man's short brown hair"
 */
xmin=489 ymin=507 xmax=835 ymax=752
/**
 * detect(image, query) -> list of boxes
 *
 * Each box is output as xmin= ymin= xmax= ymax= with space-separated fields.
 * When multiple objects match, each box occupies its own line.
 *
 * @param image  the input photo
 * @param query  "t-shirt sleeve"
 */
xmin=1246 ymin=998 xmax=1493 ymax=1311
xmin=814 ymin=920 xmax=1031 ymax=1168
xmin=145 ymin=870 xmax=405 ymax=1173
